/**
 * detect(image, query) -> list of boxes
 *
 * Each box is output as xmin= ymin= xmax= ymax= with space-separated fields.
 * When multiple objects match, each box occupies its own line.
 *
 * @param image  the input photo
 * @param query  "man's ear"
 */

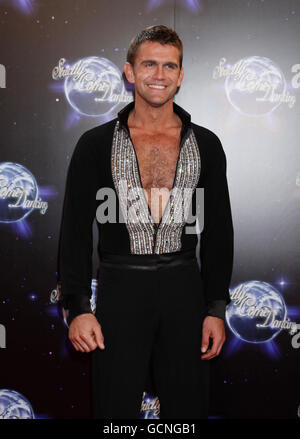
xmin=124 ymin=62 xmax=135 ymax=84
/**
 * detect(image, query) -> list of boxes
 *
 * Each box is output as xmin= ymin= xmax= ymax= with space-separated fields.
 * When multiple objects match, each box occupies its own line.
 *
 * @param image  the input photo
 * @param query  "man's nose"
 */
xmin=152 ymin=64 xmax=165 ymax=80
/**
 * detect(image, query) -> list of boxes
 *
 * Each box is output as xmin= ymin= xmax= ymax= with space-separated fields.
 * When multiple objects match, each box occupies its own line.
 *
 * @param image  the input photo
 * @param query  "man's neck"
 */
xmin=128 ymin=96 xmax=181 ymax=132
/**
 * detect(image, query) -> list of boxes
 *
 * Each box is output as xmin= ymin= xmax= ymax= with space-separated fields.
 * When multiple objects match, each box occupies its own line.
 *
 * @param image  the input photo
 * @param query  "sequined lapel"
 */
xmin=111 ymin=102 xmax=201 ymax=254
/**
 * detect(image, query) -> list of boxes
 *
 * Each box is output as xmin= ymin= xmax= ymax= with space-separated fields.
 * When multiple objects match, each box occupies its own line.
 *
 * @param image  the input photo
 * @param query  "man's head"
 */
xmin=124 ymin=25 xmax=184 ymax=106
xmin=126 ymin=25 xmax=183 ymax=69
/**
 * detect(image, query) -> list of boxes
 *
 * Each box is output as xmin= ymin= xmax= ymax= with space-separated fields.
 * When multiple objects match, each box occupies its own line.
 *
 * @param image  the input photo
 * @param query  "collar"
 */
xmin=117 ymin=100 xmax=192 ymax=144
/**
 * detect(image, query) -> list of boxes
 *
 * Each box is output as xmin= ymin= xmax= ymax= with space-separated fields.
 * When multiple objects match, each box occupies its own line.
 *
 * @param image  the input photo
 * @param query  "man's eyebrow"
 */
xmin=140 ymin=59 xmax=178 ymax=68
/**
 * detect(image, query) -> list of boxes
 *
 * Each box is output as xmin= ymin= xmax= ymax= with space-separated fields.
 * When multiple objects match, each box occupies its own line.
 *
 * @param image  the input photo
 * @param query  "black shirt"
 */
xmin=58 ymin=100 xmax=234 ymax=325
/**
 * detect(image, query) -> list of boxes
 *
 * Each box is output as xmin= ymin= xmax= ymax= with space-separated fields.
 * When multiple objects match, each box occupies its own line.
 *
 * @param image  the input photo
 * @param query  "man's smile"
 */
xmin=147 ymin=84 xmax=167 ymax=89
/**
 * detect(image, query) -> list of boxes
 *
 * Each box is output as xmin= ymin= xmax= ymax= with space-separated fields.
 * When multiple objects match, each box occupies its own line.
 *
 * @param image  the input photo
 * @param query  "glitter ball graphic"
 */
xmin=0 ymin=162 xmax=38 ymax=223
xmin=63 ymin=56 xmax=130 ymax=117
xmin=226 ymin=280 xmax=287 ymax=343
xmin=225 ymin=56 xmax=286 ymax=116
xmin=0 ymin=389 xmax=35 ymax=419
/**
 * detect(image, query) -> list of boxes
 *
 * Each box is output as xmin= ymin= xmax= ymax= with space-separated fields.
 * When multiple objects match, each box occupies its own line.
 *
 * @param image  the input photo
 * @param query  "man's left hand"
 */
xmin=200 ymin=316 xmax=226 ymax=360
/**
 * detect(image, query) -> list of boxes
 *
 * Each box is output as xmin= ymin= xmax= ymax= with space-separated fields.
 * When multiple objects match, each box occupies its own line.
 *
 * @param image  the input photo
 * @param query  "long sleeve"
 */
xmin=199 ymin=133 xmax=234 ymax=313
xmin=58 ymin=131 xmax=99 ymax=326
xmin=205 ymin=299 xmax=227 ymax=320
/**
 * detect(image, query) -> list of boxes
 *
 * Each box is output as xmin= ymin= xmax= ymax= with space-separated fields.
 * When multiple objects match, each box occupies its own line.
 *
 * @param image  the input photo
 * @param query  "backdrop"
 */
xmin=0 ymin=0 xmax=299 ymax=419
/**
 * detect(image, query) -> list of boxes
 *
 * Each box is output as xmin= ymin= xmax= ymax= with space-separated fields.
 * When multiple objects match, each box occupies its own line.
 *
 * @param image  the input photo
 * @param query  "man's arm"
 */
xmin=58 ymin=132 xmax=98 ymax=326
xmin=205 ymin=299 xmax=227 ymax=321
xmin=198 ymin=132 xmax=234 ymax=359
xmin=199 ymin=133 xmax=234 ymax=312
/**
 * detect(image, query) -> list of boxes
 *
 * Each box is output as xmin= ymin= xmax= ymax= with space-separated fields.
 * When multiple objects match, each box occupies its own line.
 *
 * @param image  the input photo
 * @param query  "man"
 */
xmin=58 ymin=25 xmax=234 ymax=419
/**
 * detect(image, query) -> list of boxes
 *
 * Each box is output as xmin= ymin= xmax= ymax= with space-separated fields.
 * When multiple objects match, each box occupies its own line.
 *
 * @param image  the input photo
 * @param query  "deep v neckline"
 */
xmin=126 ymin=125 xmax=184 ymax=231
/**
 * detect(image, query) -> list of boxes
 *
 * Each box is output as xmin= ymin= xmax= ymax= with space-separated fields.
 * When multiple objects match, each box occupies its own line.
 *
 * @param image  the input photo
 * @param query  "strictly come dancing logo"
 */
xmin=51 ymin=56 xmax=132 ymax=118
xmin=140 ymin=393 xmax=160 ymax=419
xmin=0 ymin=389 xmax=35 ymax=419
xmin=226 ymin=280 xmax=299 ymax=344
xmin=0 ymin=162 xmax=48 ymax=223
xmin=213 ymin=56 xmax=298 ymax=116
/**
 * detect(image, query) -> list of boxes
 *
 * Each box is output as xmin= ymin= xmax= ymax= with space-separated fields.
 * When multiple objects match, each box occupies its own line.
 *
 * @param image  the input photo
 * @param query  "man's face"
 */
xmin=124 ymin=41 xmax=184 ymax=106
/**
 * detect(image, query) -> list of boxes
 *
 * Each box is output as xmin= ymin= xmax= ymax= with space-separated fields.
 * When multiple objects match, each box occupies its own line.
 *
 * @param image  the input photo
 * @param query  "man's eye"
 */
xmin=146 ymin=62 xmax=153 ymax=67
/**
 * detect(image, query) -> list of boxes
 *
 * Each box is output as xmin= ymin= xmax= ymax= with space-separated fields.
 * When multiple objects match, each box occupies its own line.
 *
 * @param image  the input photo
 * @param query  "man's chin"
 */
xmin=139 ymin=94 xmax=175 ymax=107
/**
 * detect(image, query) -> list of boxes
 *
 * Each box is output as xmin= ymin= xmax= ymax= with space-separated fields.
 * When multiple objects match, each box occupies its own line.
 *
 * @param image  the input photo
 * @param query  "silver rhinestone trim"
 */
xmin=111 ymin=120 xmax=201 ymax=254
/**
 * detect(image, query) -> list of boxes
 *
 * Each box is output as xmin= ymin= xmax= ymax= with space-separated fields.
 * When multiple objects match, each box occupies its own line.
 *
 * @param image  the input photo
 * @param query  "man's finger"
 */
xmin=93 ymin=324 xmax=105 ymax=349
xmin=201 ymin=327 xmax=210 ymax=353
xmin=72 ymin=339 xmax=85 ymax=352
xmin=216 ymin=337 xmax=226 ymax=356
xmin=72 ymin=334 xmax=92 ymax=352
xmin=201 ymin=337 xmax=222 ymax=359
xmin=79 ymin=333 xmax=97 ymax=351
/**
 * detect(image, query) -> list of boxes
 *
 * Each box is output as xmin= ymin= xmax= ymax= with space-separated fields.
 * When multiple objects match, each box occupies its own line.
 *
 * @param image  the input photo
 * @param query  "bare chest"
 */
xmin=129 ymin=129 xmax=181 ymax=224
xmin=129 ymin=130 xmax=181 ymax=190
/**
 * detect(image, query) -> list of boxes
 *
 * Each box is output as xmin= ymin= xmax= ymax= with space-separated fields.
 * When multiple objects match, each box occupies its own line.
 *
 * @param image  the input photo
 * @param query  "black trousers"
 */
xmin=91 ymin=249 xmax=210 ymax=419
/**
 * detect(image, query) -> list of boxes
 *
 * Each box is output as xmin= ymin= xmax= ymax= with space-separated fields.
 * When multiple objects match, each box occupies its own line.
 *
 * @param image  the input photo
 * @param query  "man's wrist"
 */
xmin=204 ymin=299 xmax=227 ymax=321
xmin=67 ymin=310 xmax=94 ymax=327
xmin=63 ymin=294 xmax=93 ymax=327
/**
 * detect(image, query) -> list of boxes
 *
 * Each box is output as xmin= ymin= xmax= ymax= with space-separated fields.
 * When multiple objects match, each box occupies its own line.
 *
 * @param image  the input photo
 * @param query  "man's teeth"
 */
xmin=148 ymin=85 xmax=166 ymax=89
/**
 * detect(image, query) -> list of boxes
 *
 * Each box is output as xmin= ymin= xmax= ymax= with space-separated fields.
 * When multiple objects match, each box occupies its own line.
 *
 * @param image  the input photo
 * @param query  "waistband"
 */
xmin=99 ymin=249 xmax=197 ymax=271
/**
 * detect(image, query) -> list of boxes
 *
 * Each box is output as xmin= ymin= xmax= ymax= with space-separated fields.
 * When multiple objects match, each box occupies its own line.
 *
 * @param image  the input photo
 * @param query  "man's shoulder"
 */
xmin=191 ymin=121 xmax=225 ymax=161
xmin=191 ymin=121 xmax=222 ymax=146
xmin=72 ymin=117 xmax=118 ymax=161
xmin=80 ymin=117 xmax=118 ymax=143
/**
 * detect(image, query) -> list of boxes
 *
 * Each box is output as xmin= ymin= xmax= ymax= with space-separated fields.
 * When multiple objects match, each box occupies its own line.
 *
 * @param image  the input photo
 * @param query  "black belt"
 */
xmin=99 ymin=249 xmax=197 ymax=271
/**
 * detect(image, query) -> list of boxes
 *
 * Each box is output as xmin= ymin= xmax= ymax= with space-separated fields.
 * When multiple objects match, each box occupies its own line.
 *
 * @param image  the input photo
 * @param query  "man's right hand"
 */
xmin=68 ymin=313 xmax=105 ymax=352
